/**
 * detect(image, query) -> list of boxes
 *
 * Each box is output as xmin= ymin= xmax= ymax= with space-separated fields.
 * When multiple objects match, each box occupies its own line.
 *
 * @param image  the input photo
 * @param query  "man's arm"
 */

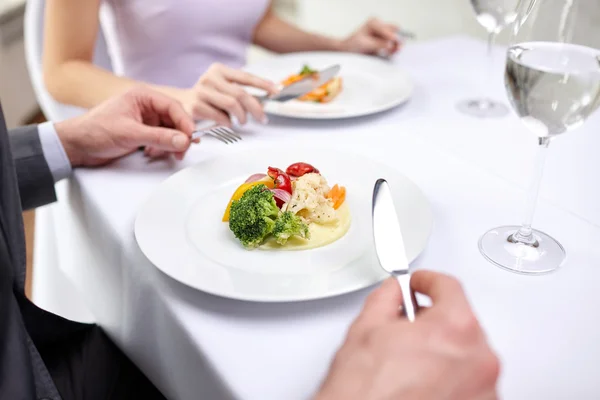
xmin=9 ymin=125 xmax=60 ymax=210
xmin=7 ymin=87 xmax=196 ymax=213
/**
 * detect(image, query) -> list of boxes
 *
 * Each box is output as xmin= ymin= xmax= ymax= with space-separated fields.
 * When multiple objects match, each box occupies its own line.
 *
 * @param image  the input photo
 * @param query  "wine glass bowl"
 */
xmin=505 ymin=43 xmax=600 ymax=137
xmin=457 ymin=0 xmax=521 ymax=118
xmin=479 ymin=0 xmax=600 ymax=274
xmin=472 ymin=0 xmax=518 ymax=33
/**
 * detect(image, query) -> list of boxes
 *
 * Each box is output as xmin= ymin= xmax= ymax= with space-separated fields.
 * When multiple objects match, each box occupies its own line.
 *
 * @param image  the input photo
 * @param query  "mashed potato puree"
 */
xmin=260 ymin=202 xmax=351 ymax=251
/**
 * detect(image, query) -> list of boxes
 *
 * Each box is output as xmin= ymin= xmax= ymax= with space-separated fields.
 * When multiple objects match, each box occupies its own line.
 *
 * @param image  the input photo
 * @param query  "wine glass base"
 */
xmin=479 ymin=226 xmax=566 ymax=275
xmin=457 ymin=99 xmax=509 ymax=118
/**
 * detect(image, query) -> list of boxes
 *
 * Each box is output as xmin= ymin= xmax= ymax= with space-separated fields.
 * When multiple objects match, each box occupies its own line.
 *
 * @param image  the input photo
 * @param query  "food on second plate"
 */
xmin=282 ymin=65 xmax=343 ymax=103
xmin=224 ymin=162 xmax=350 ymax=250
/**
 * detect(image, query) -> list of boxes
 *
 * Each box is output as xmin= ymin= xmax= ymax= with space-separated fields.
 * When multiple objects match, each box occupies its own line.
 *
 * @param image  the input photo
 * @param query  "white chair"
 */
xmin=24 ymin=0 xmax=116 ymax=322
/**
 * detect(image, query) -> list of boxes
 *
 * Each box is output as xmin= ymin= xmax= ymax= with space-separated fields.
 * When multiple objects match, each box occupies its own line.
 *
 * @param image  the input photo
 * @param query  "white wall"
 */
xmin=248 ymin=0 xmax=512 ymax=63
xmin=0 ymin=1 xmax=37 ymax=128
xmin=295 ymin=0 xmax=506 ymax=42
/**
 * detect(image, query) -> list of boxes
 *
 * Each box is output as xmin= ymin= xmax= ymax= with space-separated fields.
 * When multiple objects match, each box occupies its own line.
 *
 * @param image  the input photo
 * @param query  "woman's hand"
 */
xmin=340 ymin=18 xmax=401 ymax=57
xmin=180 ymin=63 xmax=278 ymax=126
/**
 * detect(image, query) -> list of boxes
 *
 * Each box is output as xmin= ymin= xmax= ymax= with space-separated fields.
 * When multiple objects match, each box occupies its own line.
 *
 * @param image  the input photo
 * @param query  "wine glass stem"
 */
xmin=483 ymin=31 xmax=497 ymax=103
xmin=511 ymin=137 xmax=551 ymax=246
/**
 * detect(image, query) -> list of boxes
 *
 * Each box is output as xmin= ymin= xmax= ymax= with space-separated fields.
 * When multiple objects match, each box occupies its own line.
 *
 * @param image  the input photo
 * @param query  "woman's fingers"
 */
xmin=189 ymin=97 xmax=231 ymax=127
xmin=368 ymin=18 xmax=399 ymax=43
xmin=200 ymin=86 xmax=247 ymax=125
xmin=222 ymin=67 xmax=277 ymax=94
xmin=194 ymin=63 xmax=275 ymax=125
xmin=210 ymin=79 xmax=266 ymax=124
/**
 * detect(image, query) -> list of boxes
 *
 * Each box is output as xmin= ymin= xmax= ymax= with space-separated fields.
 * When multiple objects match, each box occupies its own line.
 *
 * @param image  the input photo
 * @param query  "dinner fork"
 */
xmin=192 ymin=126 xmax=242 ymax=144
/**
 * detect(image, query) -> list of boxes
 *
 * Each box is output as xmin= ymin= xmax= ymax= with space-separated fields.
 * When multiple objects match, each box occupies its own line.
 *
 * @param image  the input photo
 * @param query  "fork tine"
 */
xmin=218 ymin=127 xmax=242 ymax=141
xmin=215 ymin=127 xmax=240 ymax=143
xmin=194 ymin=125 xmax=242 ymax=144
xmin=205 ymin=131 xmax=229 ymax=144
xmin=214 ymin=127 xmax=238 ymax=142
xmin=210 ymin=128 xmax=235 ymax=144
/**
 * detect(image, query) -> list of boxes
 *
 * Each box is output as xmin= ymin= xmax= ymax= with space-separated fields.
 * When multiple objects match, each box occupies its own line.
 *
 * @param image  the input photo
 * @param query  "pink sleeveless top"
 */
xmin=103 ymin=0 xmax=270 ymax=88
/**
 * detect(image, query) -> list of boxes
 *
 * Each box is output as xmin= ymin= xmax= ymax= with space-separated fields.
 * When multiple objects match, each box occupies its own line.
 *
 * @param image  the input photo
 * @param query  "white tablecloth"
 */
xmin=48 ymin=36 xmax=600 ymax=400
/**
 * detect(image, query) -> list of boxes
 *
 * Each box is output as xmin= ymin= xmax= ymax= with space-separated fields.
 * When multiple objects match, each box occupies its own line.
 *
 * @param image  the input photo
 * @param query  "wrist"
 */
xmin=54 ymin=117 xmax=85 ymax=168
xmin=159 ymin=86 xmax=195 ymax=116
xmin=323 ymin=36 xmax=345 ymax=52
xmin=333 ymin=37 xmax=349 ymax=52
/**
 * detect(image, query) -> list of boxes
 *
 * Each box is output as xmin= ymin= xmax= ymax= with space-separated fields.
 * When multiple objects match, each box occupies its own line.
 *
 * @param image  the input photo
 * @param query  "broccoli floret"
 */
xmin=300 ymin=64 xmax=317 ymax=75
xmin=272 ymin=211 xmax=310 ymax=245
xmin=229 ymin=185 xmax=280 ymax=249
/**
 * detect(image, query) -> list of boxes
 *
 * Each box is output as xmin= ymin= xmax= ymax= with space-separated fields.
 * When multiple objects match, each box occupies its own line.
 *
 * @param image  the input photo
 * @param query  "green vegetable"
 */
xmin=299 ymin=64 xmax=317 ymax=75
xmin=229 ymin=184 xmax=280 ymax=249
xmin=272 ymin=211 xmax=310 ymax=245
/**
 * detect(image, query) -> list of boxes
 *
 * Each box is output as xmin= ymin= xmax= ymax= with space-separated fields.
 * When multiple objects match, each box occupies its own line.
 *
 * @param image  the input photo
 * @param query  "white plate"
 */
xmin=135 ymin=148 xmax=432 ymax=302
xmin=244 ymin=52 xmax=413 ymax=119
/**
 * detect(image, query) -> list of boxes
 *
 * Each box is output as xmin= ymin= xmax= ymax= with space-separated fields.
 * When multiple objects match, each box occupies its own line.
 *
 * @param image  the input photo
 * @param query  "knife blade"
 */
xmin=264 ymin=64 xmax=341 ymax=103
xmin=372 ymin=178 xmax=419 ymax=322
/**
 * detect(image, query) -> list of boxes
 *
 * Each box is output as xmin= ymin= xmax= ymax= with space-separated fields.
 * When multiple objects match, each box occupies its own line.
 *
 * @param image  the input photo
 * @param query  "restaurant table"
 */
xmin=42 ymin=36 xmax=600 ymax=400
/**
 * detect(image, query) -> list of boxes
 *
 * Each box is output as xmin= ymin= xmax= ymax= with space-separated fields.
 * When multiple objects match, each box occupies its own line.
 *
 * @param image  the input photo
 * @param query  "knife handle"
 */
xmin=395 ymin=273 xmax=419 ymax=322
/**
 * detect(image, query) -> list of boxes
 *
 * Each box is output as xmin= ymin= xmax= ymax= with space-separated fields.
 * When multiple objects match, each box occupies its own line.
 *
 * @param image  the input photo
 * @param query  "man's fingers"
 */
xmin=355 ymin=278 xmax=402 ymax=330
xmin=223 ymin=68 xmax=278 ymax=94
xmin=174 ymin=150 xmax=187 ymax=161
xmin=475 ymin=391 xmax=500 ymax=400
xmin=134 ymin=87 xmax=195 ymax=136
xmin=410 ymin=270 xmax=470 ymax=312
xmin=129 ymin=124 xmax=191 ymax=152
xmin=144 ymin=146 xmax=168 ymax=159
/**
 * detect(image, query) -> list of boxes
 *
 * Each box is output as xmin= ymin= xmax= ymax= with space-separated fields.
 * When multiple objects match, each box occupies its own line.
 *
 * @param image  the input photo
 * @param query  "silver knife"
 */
xmin=372 ymin=178 xmax=419 ymax=322
xmin=189 ymin=65 xmax=340 ymax=136
xmin=255 ymin=64 xmax=341 ymax=103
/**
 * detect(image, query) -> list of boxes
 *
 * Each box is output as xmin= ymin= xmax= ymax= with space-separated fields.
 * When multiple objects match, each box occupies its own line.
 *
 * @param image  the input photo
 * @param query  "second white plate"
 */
xmin=244 ymin=52 xmax=413 ymax=119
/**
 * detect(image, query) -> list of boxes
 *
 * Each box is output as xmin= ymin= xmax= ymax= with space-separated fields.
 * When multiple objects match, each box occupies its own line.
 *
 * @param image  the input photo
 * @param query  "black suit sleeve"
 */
xmin=8 ymin=126 xmax=57 ymax=211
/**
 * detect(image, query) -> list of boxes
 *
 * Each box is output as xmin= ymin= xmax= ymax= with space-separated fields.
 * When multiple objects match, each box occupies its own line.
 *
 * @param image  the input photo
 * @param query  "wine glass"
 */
xmin=479 ymin=0 xmax=600 ymax=273
xmin=457 ymin=0 xmax=521 ymax=118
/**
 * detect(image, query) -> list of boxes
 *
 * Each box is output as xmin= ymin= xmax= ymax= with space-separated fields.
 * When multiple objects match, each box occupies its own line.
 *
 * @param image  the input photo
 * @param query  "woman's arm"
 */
xmin=252 ymin=6 xmax=342 ymax=53
xmin=43 ymin=0 xmax=186 ymax=109
xmin=252 ymin=4 xmax=400 ymax=56
xmin=43 ymin=0 xmax=276 ymax=134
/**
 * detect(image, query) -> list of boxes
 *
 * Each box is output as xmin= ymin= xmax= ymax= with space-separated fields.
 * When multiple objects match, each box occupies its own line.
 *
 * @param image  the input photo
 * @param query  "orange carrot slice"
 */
xmin=326 ymin=184 xmax=346 ymax=210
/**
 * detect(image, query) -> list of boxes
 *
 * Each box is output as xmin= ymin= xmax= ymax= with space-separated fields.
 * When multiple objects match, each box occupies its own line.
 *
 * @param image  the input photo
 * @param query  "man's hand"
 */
xmin=55 ymin=87 xmax=196 ymax=167
xmin=315 ymin=271 xmax=500 ymax=400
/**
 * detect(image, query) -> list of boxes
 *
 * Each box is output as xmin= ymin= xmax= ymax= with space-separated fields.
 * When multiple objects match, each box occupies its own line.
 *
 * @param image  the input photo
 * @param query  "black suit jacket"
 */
xmin=0 ymin=106 xmax=86 ymax=400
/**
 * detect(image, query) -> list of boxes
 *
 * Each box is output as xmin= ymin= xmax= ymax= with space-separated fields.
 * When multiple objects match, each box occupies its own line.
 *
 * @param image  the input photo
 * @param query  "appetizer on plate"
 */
xmin=223 ymin=162 xmax=350 ymax=250
xmin=282 ymin=65 xmax=343 ymax=103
